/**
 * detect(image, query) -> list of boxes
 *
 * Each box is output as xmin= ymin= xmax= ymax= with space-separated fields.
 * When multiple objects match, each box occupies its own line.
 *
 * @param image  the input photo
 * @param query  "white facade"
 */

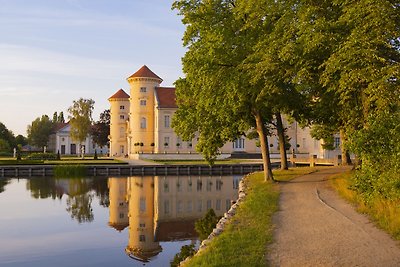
xmin=49 ymin=124 xmax=109 ymax=155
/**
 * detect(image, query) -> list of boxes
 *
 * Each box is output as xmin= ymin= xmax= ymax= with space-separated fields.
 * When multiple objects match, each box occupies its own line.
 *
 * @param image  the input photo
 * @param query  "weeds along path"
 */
xmin=268 ymin=167 xmax=400 ymax=267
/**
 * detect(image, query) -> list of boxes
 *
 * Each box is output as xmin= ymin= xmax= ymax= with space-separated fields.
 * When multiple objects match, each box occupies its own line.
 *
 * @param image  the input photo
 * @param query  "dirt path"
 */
xmin=267 ymin=167 xmax=400 ymax=267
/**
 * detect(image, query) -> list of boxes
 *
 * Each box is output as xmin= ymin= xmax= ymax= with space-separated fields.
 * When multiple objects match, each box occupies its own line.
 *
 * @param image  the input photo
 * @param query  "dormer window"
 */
xmin=140 ymin=87 xmax=147 ymax=93
xmin=119 ymin=105 xmax=125 ymax=110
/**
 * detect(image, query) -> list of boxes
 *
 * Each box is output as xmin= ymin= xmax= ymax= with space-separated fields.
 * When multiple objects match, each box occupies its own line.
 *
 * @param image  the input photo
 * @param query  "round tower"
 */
xmin=126 ymin=65 xmax=162 ymax=154
xmin=108 ymin=177 xmax=129 ymax=232
xmin=125 ymin=176 xmax=161 ymax=262
xmin=108 ymin=89 xmax=130 ymax=157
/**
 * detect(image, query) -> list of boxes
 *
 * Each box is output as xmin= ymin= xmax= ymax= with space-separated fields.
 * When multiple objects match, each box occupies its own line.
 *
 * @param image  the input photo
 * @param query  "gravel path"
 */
xmin=267 ymin=167 xmax=400 ymax=267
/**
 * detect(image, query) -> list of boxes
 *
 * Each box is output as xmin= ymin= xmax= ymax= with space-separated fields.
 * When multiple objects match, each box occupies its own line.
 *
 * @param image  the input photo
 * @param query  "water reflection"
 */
xmin=108 ymin=175 xmax=240 ymax=263
xmin=13 ymin=175 xmax=240 ymax=265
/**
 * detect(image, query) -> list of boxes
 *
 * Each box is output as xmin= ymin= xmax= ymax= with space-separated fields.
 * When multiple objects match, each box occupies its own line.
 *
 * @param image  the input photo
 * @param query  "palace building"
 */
xmin=108 ymin=65 xmax=341 ymax=159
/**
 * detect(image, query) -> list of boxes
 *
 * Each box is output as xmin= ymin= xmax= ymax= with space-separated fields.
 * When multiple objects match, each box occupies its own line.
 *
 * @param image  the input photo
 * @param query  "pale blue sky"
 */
xmin=0 ymin=0 xmax=185 ymax=135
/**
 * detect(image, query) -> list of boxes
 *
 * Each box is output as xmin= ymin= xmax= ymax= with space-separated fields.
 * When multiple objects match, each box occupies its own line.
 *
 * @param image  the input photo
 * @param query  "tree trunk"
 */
xmin=255 ymin=111 xmax=274 ymax=181
xmin=339 ymin=129 xmax=351 ymax=165
xmin=275 ymin=112 xmax=288 ymax=170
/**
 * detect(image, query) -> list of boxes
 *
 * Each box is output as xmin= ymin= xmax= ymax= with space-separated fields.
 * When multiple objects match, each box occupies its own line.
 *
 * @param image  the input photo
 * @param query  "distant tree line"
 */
xmin=0 ymin=99 xmax=110 ymax=156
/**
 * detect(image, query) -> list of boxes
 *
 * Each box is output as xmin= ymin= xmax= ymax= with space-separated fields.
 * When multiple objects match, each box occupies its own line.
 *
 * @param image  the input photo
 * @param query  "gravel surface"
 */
xmin=267 ymin=167 xmax=400 ymax=267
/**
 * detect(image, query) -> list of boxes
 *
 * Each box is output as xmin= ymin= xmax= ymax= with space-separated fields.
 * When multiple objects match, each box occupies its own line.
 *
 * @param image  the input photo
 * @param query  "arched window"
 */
xmin=140 ymin=117 xmax=146 ymax=129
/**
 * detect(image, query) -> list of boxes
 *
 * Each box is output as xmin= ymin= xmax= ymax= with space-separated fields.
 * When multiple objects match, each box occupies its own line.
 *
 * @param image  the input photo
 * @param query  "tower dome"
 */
xmin=126 ymin=65 xmax=162 ymax=154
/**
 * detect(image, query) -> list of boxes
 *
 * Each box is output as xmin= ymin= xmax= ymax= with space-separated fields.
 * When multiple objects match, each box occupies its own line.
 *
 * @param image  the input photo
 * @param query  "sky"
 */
xmin=0 ymin=0 xmax=186 ymax=136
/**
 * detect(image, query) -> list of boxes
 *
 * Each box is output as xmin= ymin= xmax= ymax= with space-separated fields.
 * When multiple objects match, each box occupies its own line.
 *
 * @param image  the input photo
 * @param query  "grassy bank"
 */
xmin=183 ymin=167 xmax=318 ymax=267
xmin=331 ymin=171 xmax=400 ymax=240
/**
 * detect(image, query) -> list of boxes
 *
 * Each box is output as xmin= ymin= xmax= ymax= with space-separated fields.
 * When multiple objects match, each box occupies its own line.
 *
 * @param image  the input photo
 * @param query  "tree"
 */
xmin=90 ymin=109 xmax=110 ymax=150
xmin=58 ymin=111 xmax=65 ymax=123
xmin=27 ymin=115 xmax=54 ymax=149
xmin=15 ymin=135 xmax=28 ymax=147
xmin=52 ymin=112 xmax=58 ymax=123
xmin=0 ymin=122 xmax=15 ymax=151
xmin=172 ymin=0 xmax=280 ymax=180
xmin=68 ymin=98 xmax=95 ymax=157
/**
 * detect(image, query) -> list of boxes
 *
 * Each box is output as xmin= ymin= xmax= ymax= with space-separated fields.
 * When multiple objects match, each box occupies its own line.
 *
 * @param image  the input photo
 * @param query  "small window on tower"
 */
xmin=140 ymin=87 xmax=147 ymax=93
xmin=120 ymin=115 xmax=124 ymax=120
xmin=140 ymin=100 xmax=146 ymax=106
xmin=119 ymin=105 xmax=124 ymax=110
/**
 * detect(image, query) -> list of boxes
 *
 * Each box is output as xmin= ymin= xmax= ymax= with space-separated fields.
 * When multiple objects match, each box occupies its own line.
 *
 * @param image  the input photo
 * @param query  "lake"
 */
xmin=0 ymin=175 xmax=241 ymax=267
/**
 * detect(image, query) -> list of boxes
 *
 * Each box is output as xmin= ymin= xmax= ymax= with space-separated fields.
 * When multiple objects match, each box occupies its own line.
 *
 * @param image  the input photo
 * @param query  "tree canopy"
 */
xmin=172 ymin=0 xmax=400 ymax=183
xmin=27 ymin=115 xmax=53 ymax=149
xmin=0 ymin=122 xmax=15 ymax=152
xmin=68 ymin=98 xmax=95 ymax=148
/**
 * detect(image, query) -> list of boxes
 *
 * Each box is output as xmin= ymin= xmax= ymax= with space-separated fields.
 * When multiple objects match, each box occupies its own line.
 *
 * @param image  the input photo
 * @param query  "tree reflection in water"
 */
xmin=66 ymin=193 xmax=94 ymax=223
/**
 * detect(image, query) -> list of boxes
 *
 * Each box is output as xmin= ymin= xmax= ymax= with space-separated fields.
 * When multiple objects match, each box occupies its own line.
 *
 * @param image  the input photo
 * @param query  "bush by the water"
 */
xmin=195 ymin=208 xmax=221 ymax=241
xmin=170 ymin=244 xmax=196 ymax=267
xmin=54 ymin=165 xmax=87 ymax=177
xmin=26 ymin=152 xmax=58 ymax=160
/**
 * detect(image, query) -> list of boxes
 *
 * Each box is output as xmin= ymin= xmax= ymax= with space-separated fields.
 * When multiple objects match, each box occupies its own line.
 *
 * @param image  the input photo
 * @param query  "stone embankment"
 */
xmin=180 ymin=173 xmax=250 ymax=266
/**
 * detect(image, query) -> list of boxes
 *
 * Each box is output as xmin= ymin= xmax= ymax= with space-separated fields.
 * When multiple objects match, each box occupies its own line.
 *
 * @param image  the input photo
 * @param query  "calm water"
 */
xmin=0 ymin=175 xmax=241 ymax=267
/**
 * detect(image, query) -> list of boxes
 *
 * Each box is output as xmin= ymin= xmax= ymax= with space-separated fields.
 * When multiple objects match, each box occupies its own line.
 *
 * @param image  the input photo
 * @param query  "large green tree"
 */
xmin=68 ymin=98 xmax=95 ymax=156
xmin=27 ymin=115 xmax=54 ymax=149
xmin=172 ymin=0 xmax=278 ymax=180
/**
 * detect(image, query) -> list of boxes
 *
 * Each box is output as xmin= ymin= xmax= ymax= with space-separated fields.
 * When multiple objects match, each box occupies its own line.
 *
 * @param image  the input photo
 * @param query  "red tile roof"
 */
xmin=53 ymin=122 xmax=69 ymax=133
xmin=127 ymin=65 xmax=163 ymax=82
xmin=155 ymin=87 xmax=177 ymax=108
xmin=108 ymin=89 xmax=130 ymax=100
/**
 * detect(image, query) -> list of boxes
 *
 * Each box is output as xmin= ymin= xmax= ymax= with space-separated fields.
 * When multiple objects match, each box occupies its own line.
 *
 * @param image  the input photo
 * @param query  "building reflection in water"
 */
xmin=107 ymin=175 xmax=240 ymax=263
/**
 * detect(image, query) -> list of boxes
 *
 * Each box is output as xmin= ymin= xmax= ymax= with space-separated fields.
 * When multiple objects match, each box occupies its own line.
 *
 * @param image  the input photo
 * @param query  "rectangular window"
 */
xmin=140 ymin=117 xmax=146 ymax=129
xmin=140 ymin=99 xmax=146 ymax=106
xmin=233 ymin=138 xmax=245 ymax=150
xmin=120 ymin=115 xmax=124 ymax=120
xmin=139 ymin=223 xmax=145 ymax=228
xmin=140 ymin=87 xmax=147 ymax=93
xmin=177 ymin=200 xmax=183 ymax=214
xmin=120 ymin=105 xmax=125 ymax=110
xmin=164 ymin=115 xmax=170 ymax=128
xmin=197 ymin=200 xmax=202 ymax=212
xmin=207 ymin=199 xmax=212 ymax=210
xmin=139 ymin=235 xmax=146 ymax=242
xmin=216 ymin=199 xmax=221 ymax=211
xmin=187 ymin=201 xmax=193 ymax=213
xmin=226 ymin=199 xmax=231 ymax=211
xmin=120 ymin=127 xmax=125 ymax=138
xmin=206 ymin=178 xmax=212 ymax=191
xmin=216 ymin=179 xmax=222 ymax=191
xmin=140 ymin=197 xmax=146 ymax=212
xmin=164 ymin=200 xmax=170 ymax=214
xmin=164 ymin=181 xmax=169 ymax=192
xmin=334 ymin=137 xmax=340 ymax=149
xmin=197 ymin=179 xmax=202 ymax=192
xmin=119 ymin=213 xmax=124 ymax=219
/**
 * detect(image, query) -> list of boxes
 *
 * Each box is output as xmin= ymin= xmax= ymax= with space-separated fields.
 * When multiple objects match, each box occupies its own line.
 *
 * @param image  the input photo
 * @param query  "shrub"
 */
xmin=195 ymin=209 xmax=220 ymax=241
xmin=170 ymin=244 xmax=196 ymax=267
xmin=26 ymin=152 xmax=57 ymax=160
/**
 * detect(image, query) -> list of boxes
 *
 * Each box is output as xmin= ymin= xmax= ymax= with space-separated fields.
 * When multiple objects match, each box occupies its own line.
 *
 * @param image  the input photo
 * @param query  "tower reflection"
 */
xmin=108 ymin=175 xmax=240 ymax=263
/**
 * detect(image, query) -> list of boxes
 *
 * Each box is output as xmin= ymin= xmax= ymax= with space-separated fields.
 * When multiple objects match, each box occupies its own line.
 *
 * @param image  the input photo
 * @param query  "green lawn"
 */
xmin=183 ymin=167 xmax=318 ymax=267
